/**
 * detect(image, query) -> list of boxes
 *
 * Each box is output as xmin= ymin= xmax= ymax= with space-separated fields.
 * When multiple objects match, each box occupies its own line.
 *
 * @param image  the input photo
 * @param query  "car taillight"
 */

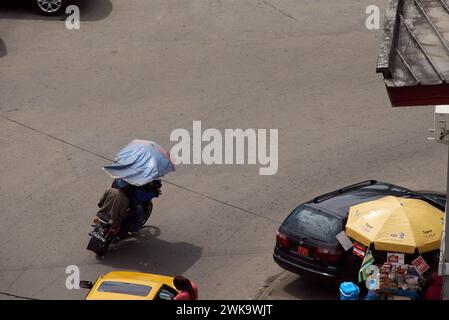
xmin=316 ymin=247 xmax=342 ymax=263
xmin=276 ymin=231 xmax=289 ymax=247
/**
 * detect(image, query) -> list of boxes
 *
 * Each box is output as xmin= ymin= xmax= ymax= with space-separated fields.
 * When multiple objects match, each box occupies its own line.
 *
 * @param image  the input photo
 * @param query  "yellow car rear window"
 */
xmin=98 ymin=281 xmax=152 ymax=297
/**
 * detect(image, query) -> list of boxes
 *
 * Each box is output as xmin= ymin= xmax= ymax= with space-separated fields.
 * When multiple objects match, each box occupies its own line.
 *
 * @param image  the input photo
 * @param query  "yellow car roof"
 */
xmin=86 ymin=271 xmax=176 ymax=300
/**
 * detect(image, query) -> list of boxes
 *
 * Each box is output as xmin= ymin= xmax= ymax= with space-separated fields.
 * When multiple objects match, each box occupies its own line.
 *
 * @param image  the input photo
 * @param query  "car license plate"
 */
xmin=298 ymin=246 xmax=309 ymax=257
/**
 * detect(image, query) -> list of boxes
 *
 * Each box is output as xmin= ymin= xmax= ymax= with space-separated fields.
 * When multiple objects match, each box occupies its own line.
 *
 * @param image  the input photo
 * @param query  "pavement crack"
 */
xmin=3 ymin=269 xmax=26 ymax=292
xmin=0 ymin=291 xmax=38 ymax=300
xmin=255 ymin=271 xmax=288 ymax=300
xmin=0 ymin=114 xmax=282 ymax=225
xmin=31 ymin=273 xmax=62 ymax=297
xmin=262 ymin=1 xmax=297 ymax=21
xmin=162 ymin=179 xmax=281 ymax=224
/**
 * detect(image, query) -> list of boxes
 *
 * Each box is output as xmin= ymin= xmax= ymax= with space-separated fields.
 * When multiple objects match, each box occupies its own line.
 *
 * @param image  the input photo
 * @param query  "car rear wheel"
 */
xmin=33 ymin=0 xmax=67 ymax=16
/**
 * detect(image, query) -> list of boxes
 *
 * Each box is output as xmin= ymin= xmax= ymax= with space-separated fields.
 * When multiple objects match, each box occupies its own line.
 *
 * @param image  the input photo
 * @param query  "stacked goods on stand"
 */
xmin=378 ymin=262 xmax=421 ymax=300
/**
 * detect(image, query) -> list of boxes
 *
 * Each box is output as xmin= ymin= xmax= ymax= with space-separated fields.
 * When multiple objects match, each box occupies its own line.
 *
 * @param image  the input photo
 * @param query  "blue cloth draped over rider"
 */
xmin=103 ymin=140 xmax=175 ymax=186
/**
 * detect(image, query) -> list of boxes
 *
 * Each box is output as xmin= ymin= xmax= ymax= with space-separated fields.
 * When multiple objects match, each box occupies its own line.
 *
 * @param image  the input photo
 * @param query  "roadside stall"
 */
xmin=337 ymin=196 xmax=444 ymax=300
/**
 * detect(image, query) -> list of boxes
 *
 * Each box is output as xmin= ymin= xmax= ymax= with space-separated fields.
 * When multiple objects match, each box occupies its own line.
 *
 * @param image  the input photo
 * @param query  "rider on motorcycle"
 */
xmin=121 ymin=179 xmax=162 ymax=234
xmin=96 ymin=179 xmax=161 ymax=237
xmin=96 ymin=184 xmax=133 ymax=230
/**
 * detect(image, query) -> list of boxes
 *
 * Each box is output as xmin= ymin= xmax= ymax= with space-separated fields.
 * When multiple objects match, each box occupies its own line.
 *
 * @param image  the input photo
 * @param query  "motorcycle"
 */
xmin=86 ymin=180 xmax=160 ymax=256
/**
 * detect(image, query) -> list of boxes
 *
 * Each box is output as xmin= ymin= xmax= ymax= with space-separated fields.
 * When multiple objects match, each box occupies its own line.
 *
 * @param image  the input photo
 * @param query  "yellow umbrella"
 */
xmin=345 ymin=196 xmax=444 ymax=254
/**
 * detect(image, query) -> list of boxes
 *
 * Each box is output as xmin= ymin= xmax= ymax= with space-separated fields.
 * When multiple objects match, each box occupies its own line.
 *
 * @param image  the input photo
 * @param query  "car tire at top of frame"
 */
xmin=33 ymin=0 xmax=68 ymax=16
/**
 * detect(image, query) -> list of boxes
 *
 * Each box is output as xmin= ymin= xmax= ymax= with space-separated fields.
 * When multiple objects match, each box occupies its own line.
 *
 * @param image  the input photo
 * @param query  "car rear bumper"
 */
xmin=273 ymin=251 xmax=338 ymax=279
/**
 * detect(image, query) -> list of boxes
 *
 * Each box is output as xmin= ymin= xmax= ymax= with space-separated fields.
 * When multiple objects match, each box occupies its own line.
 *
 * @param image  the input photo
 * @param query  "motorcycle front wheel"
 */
xmin=140 ymin=202 xmax=153 ymax=227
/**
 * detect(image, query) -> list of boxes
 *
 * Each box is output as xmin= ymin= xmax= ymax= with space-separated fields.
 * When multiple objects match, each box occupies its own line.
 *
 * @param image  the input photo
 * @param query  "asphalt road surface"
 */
xmin=1 ymin=0 xmax=446 ymax=300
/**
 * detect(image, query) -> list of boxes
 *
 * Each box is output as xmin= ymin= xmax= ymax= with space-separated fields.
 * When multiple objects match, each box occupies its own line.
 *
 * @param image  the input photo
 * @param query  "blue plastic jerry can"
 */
xmin=339 ymin=282 xmax=360 ymax=300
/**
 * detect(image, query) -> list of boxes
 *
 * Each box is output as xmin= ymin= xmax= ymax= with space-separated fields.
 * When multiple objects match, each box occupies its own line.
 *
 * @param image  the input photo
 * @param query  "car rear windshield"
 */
xmin=283 ymin=206 xmax=342 ymax=243
xmin=98 ymin=281 xmax=152 ymax=297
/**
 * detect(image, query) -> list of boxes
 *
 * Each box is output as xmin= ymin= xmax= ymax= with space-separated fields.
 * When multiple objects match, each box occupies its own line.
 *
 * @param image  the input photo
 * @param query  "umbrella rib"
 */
xmin=401 ymin=207 xmax=417 ymax=250
xmin=375 ymin=203 xmax=416 ymax=252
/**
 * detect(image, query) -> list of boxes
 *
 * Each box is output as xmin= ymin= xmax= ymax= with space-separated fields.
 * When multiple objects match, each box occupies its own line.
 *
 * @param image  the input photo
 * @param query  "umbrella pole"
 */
xmin=441 ymin=142 xmax=449 ymax=300
xmin=430 ymin=105 xmax=449 ymax=300
xmin=434 ymin=106 xmax=449 ymax=300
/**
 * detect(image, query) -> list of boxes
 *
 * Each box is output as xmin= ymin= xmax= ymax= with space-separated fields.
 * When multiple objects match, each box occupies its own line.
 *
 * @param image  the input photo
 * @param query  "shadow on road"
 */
xmin=97 ymin=226 xmax=203 ymax=276
xmin=0 ymin=0 xmax=113 ymax=21
xmin=282 ymin=275 xmax=339 ymax=300
xmin=0 ymin=39 xmax=6 ymax=57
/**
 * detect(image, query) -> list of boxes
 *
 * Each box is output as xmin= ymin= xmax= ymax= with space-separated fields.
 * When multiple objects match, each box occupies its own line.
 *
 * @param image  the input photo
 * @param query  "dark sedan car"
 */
xmin=273 ymin=180 xmax=446 ymax=281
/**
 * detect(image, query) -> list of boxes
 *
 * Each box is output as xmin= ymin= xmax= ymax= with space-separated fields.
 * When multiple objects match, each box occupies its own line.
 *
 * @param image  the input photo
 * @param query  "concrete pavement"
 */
xmin=1 ymin=0 xmax=446 ymax=299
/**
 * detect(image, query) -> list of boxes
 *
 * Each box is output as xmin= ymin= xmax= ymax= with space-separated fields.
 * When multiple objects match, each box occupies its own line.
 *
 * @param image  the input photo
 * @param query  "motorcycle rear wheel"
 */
xmin=87 ymin=237 xmax=111 ymax=256
xmin=96 ymin=241 xmax=111 ymax=256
